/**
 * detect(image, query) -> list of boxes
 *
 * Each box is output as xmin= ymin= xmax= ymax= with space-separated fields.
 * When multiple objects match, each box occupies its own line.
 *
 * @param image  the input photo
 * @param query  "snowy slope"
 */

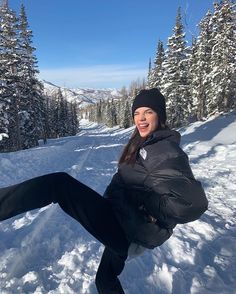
xmin=0 ymin=111 xmax=236 ymax=294
xmin=43 ymin=80 xmax=122 ymax=108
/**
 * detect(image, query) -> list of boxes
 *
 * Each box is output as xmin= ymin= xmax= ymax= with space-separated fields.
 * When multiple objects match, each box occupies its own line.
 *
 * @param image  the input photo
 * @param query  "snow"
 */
xmin=1 ymin=111 xmax=236 ymax=293
xmin=43 ymin=80 xmax=122 ymax=107
xmin=0 ymin=133 xmax=8 ymax=141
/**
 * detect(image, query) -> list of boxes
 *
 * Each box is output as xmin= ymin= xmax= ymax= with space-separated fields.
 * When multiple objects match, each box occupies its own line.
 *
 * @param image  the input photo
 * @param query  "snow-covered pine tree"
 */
xmin=0 ymin=96 xmax=9 ymax=143
xmin=63 ymin=99 xmax=70 ymax=136
xmin=88 ymin=104 xmax=96 ymax=122
xmin=50 ymin=90 xmax=60 ymax=138
xmin=70 ymin=102 xmax=78 ymax=135
xmin=106 ymin=99 xmax=117 ymax=128
xmin=118 ymin=87 xmax=129 ymax=128
xmin=48 ymin=94 xmax=59 ymax=138
xmin=0 ymin=2 xmax=9 ymax=144
xmin=56 ymin=88 xmax=67 ymax=137
xmin=96 ymin=100 xmax=102 ymax=123
xmin=98 ymin=99 xmax=106 ymax=123
xmin=147 ymin=58 xmax=153 ymax=88
xmin=0 ymin=1 xmax=22 ymax=151
xmin=0 ymin=2 xmax=44 ymax=151
xmin=115 ymin=98 xmax=121 ymax=127
xmin=161 ymin=7 xmax=191 ymax=128
xmin=48 ymin=90 xmax=71 ymax=139
xmin=63 ymin=99 xmax=78 ymax=137
xmin=121 ymin=99 xmax=133 ymax=129
xmin=41 ymin=93 xmax=50 ymax=143
xmin=105 ymin=99 xmax=111 ymax=127
xmin=17 ymin=4 xmax=45 ymax=149
xmin=189 ymin=10 xmax=213 ymax=120
xmin=105 ymin=100 xmax=112 ymax=127
xmin=149 ymin=40 xmax=165 ymax=90
xmin=207 ymin=0 xmax=236 ymax=115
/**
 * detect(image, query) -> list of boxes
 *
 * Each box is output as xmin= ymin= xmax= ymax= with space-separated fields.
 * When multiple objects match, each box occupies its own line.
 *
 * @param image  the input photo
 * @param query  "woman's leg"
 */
xmin=95 ymin=247 xmax=127 ymax=294
xmin=0 ymin=173 xmax=57 ymax=220
xmin=0 ymin=172 xmax=129 ymax=254
xmin=0 ymin=172 xmax=129 ymax=292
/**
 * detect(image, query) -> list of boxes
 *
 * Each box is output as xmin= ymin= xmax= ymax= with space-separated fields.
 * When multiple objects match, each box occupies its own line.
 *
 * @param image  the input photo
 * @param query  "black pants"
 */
xmin=0 ymin=172 xmax=129 ymax=293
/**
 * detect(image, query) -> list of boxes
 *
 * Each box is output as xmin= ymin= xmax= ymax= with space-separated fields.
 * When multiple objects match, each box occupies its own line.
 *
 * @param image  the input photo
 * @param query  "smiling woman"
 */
xmin=0 ymin=88 xmax=208 ymax=293
xmin=132 ymin=88 xmax=167 ymax=137
xmin=133 ymin=108 xmax=159 ymax=137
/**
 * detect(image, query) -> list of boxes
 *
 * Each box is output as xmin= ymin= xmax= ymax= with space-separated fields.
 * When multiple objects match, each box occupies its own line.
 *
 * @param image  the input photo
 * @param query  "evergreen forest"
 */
xmin=0 ymin=2 xmax=78 ymax=152
xmin=85 ymin=1 xmax=236 ymax=129
xmin=0 ymin=0 xmax=235 ymax=152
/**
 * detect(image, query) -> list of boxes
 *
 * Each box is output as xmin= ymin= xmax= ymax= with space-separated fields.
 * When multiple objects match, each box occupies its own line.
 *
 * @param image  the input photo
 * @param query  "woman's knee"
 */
xmin=49 ymin=172 xmax=75 ymax=188
xmin=41 ymin=172 xmax=72 ymax=204
xmin=51 ymin=172 xmax=70 ymax=180
xmin=38 ymin=172 xmax=70 ymax=185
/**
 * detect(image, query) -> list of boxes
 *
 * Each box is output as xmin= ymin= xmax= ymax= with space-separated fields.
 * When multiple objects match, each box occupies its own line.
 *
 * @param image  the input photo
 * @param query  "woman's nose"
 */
xmin=139 ymin=114 xmax=146 ymax=121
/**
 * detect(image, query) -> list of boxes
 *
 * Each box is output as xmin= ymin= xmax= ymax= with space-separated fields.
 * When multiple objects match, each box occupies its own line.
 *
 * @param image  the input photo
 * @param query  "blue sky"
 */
xmin=10 ymin=0 xmax=215 ymax=89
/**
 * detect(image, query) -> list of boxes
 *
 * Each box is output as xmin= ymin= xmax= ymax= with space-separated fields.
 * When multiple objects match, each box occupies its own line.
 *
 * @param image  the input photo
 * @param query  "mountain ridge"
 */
xmin=43 ymin=80 xmax=123 ymax=108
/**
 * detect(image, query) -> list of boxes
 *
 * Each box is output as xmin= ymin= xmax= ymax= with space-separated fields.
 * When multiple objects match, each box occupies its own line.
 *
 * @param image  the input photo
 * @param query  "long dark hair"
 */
xmin=119 ymin=119 xmax=167 ymax=165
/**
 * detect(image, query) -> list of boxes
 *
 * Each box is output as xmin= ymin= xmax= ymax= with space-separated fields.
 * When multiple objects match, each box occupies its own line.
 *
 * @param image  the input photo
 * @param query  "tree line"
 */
xmin=0 ymin=2 xmax=78 ymax=152
xmin=84 ymin=0 xmax=236 ymax=129
xmin=1 ymin=0 xmax=235 ymax=152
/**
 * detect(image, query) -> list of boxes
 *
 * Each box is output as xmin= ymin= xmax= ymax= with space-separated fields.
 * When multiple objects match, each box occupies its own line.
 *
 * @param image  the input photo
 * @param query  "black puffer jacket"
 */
xmin=104 ymin=129 xmax=208 ymax=249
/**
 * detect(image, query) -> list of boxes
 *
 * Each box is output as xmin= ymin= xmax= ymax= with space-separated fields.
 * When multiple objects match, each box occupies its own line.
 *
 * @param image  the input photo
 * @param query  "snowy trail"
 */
xmin=0 ymin=114 xmax=236 ymax=294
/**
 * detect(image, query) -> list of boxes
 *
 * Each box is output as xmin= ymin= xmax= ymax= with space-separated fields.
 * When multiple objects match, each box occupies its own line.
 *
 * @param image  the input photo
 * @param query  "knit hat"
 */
xmin=132 ymin=88 xmax=167 ymax=123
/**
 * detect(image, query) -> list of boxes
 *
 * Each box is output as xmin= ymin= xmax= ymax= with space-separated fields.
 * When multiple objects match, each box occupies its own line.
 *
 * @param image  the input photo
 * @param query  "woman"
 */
xmin=0 ymin=88 xmax=208 ymax=294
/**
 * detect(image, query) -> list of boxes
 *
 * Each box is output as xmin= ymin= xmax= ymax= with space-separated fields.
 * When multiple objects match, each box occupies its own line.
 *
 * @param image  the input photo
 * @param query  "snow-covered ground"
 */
xmin=0 ymin=111 xmax=236 ymax=294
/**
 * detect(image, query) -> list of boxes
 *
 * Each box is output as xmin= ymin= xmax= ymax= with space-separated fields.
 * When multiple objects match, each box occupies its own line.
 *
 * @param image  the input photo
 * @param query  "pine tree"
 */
xmin=17 ymin=4 xmax=45 ymax=148
xmin=105 ymin=99 xmax=117 ymax=127
xmin=70 ymin=102 xmax=78 ymax=135
xmin=47 ymin=95 xmax=58 ymax=138
xmin=118 ymin=87 xmax=128 ymax=127
xmin=0 ymin=100 xmax=9 ymax=143
xmin=147 ymin=58 xmax=153 ymax=88
xmin=189 ymin=10 xmax=213 ymax=120
xmin=41 ymin=94 xmax=50 ymax=143
xmin=0 ymin=16 xmax=9 ymax=144
xmin=96 ymin=100 xmax=102 ymax=123
xmin=161 ymin=7 xmax=191 ymax=127
xmin=54 ymin=89 xmax=67 ymax=137
xmin=111 ymin=99 xmax=118 ymax=126
xmin=0 ymin=2 xmax=45 ymax=151
xmin=207 ymin=0 xmax=236 ymax=115
xmin=121 ymin=99 xmax=132 ymax=128
xmin=150 ymin=40 xmax=165 ymax=89
xmin=0 ymin=1 xmax=22 ymax=151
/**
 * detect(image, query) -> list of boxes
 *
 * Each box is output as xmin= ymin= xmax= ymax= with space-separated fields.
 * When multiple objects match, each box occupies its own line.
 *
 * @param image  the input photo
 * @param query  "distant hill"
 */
xmin=43 ymin=80 xmax=123 ymax=108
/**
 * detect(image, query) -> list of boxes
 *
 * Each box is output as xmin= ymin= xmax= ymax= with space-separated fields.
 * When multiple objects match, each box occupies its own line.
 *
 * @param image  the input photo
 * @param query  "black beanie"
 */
xmin=132 ymin=88 xmax=167 ymax=123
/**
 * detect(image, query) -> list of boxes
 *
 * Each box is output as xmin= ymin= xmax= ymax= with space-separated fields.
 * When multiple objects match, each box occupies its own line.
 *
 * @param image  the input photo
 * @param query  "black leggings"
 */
xmin=0 ymin=172 xmax=130 ymax=294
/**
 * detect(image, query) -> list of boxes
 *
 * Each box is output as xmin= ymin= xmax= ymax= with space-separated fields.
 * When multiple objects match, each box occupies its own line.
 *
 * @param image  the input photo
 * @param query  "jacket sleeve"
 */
xmin=143 ymin=152 xmax=208 ymax=225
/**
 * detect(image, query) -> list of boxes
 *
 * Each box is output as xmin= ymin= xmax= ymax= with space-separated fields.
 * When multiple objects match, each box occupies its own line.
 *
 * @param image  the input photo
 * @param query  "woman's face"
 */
xmin=133 ymin=107 xmax=159 ymax=138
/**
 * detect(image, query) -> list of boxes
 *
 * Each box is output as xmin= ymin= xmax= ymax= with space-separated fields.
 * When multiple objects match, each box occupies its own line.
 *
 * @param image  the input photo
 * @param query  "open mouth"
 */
xmin=138 ymin=123 xmax=149 ymax=131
